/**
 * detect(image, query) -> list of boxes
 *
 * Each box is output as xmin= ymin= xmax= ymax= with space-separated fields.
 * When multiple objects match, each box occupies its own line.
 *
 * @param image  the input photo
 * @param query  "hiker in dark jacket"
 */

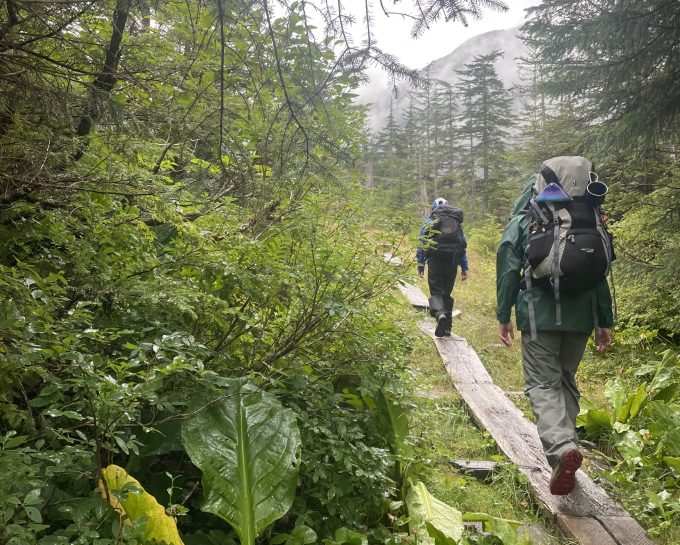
xmin=496 ymin=165 xmax=613 ymax=496
xmin=417 ymin=198 xmax=469 ymax=338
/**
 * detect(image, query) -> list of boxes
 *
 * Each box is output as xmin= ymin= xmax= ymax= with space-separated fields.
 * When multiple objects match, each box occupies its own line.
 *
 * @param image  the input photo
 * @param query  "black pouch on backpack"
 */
xmin=527 ymin=229 xmax=554 ymax=271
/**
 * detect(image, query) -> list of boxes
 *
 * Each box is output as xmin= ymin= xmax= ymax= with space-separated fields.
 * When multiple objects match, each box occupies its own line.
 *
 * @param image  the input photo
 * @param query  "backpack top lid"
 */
xmin=534 ymin=156 xmax=594 ymax=199
xmin=432 ymin=197 xmax=448 ymax=210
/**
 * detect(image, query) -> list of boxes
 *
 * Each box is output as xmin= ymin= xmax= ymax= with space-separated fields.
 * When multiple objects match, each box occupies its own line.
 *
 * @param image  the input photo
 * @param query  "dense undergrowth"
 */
xmin=0 ymin=185 xmax=418 ymax=544
xmin=0 ymin=184 xmax=537 ymax=545
xmin=4 ymin=192 xmax=677 ymax=544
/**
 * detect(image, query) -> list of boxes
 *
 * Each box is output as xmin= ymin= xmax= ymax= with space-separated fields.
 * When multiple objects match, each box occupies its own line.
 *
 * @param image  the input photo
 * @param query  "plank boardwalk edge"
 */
xmin=419 ymin=321 xmax=492 ymax=384
xmin=556 ymin=515 xmax=618 ymax=545
xmin=595 ymin=516 xmax=657 ymax=545
xmin=415 ymin=314 xmax=657 ymax=545
xmin=449 ymin=459 xmax=499 ymax=479
xmin=397 ymin=280 xmax=429 ymax=309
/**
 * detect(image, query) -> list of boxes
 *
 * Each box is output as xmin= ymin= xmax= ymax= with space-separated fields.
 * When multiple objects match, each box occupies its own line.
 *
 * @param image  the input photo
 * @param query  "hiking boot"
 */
xmin=434 ymin=314 xmax=447 ymax=338
xmin=443 ymin=318 xmax=452 ymax=336
xmin=549 ymin=449 xmax=583 ymax=495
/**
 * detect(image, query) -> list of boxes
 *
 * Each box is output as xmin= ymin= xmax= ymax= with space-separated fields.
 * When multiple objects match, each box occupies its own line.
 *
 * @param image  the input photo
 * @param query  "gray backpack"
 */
xmin=524 ymin=156 xmax=615 ymax=337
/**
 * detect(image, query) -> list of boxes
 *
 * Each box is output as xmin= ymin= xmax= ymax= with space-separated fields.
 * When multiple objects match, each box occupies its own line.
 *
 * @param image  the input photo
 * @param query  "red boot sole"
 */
xmin=549 ymin=449 xmax=583 ymax=495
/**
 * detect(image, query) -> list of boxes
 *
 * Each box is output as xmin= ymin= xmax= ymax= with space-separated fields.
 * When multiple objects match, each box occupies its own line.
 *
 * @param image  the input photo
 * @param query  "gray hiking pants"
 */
xmin=521 ymin=331 xmax=589 ymax=468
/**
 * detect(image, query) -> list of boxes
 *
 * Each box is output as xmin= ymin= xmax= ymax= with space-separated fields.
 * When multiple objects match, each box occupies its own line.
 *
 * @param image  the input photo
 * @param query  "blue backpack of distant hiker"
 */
xmin=424 ymin=204 xmax=466 ymax=256
xmin=523 ymin=156 xmax=615 ymax=329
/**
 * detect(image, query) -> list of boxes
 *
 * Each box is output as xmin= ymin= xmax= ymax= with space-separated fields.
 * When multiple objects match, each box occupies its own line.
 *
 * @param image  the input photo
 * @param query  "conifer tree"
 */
xmin=402 ymin=95 xmax=429 ymax=206
xmin=455 ymin=51 xmax=514 ymax=211
xmin=429 ymin=80 xmax=452 ymax=193
xmin=522 ymin=0 xmax=680 ymax=146
xmin=410 ymin=69 xmax=435 ymax=194
xmin=432 ymin=81 xmax=463 ymax=190
xmin=372 ymin=100 xmax=415 ymax=206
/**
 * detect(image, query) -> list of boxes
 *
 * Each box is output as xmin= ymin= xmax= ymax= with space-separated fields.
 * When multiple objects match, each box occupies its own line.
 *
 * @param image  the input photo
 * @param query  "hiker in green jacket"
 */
xmin=496 ymin=158 xmax=614 ymax=496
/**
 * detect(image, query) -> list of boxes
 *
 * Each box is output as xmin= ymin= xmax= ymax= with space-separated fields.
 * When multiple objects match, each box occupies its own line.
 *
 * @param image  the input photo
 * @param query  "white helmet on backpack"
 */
xmin=433 ymin=197 xmax=448 ymax=209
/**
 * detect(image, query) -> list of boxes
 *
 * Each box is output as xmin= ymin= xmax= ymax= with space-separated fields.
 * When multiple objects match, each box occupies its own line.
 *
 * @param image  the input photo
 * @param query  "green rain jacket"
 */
xmin=496 ymin=176 xmax=614 ymax=334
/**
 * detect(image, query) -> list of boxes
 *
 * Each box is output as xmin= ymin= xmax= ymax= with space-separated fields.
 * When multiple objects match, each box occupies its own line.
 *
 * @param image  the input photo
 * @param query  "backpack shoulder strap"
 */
xmin=540 ymin=164 xmax=561 ymax=187
xmin=529 ymin=198 xmax=551 ymax=224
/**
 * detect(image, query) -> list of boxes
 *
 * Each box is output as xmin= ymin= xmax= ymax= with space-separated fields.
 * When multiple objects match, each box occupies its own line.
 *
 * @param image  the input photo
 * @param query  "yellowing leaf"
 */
xmin=405 ymin=481 xmax=463 ymax=545
xmin=99 ymin=464 xmax=184 ymax=545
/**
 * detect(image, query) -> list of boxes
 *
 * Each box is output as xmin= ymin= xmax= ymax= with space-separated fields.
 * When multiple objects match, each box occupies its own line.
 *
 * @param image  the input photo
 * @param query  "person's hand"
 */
xmin=596 ymin=327 xmax=612 ymax=353
xmin=499 ymin=322 xmax=514 ymax=347
xmin=461 ymin=270 xmax=468 ymax=281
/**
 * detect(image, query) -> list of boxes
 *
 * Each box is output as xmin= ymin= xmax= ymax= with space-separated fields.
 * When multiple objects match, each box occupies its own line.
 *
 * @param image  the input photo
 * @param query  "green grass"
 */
xmin=396 ymin=297 xmax=572 ymax=543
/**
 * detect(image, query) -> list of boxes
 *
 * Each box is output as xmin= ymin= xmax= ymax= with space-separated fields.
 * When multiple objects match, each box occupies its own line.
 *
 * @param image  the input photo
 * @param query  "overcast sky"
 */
xmin=347 ymin=0 xmax=537 ymax=68
xmin=338 ymin=0 xmax=538 ymax=92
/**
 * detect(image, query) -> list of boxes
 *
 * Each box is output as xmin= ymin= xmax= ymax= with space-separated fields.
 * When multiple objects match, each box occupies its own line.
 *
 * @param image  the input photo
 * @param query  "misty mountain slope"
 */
xmin=360 ymin=26 xmax=529 ymax=131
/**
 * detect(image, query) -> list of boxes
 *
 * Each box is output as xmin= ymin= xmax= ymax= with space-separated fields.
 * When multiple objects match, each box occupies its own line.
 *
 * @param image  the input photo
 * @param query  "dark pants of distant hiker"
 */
xmin=521 ymin=331 xmax=589 ymax=468
xmin=426 ymin=250 xmax=458 ymax=332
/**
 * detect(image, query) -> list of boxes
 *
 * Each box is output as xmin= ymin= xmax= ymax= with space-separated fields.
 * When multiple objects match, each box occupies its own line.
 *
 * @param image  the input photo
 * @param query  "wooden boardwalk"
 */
xmin=398 ymin=281 xmax=655 ymax=545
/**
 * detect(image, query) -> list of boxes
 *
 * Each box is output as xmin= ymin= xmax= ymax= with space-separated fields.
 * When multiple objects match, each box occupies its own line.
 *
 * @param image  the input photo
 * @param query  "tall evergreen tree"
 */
xmin=402 ymin=95 xmax=429 ymax=208
xmin=455 ymin=51 xmax=514 ymax=211
xmin=521 ymin=0 xmax=680 ymax=146
xmin=372 ymin=100 xmax=417 ymax=207
xmin=429 ymin=80 xmax=452 ymax=193
xmin=432 ymin=81 xmax=463 ymax=190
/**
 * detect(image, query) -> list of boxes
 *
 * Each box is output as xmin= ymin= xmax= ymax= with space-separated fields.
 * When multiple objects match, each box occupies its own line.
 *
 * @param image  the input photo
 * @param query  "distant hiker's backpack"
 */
xmin=523 ymin=156 xmax=615 ymax=332
xmin=425 ymin=205 xmax=466 ymax=255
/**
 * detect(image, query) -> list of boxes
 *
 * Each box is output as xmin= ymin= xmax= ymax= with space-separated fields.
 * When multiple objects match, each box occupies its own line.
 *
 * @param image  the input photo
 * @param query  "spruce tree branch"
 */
xmin=215 ymin=0 xmax=229 ymax=187
xmin=262 ymin=0 xmax=311 ymax=174
xmin=15 ymin=4 xmax=94 ymax=48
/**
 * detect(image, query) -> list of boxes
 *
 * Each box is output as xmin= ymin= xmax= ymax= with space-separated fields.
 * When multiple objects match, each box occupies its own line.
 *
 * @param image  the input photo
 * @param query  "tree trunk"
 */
xmin=364 ymin=155 xmax=373 ymax=187
xmin=73 ymin=0 xmax=131 ymax=161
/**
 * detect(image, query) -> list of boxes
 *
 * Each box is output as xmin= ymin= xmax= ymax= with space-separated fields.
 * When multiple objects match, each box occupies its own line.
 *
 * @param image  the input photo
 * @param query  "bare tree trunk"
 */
xmin=140 ymin=0 xmax=151 ymax=29
xmin=73 ymin=0 xmax=131 ymax=160
xmin=364 ymin=155 xmax=373 ymax=188
xmin=5 ymin=0 xmax=19 ymax=27
xmin=418 ymin=149 xmax=429 ymax=217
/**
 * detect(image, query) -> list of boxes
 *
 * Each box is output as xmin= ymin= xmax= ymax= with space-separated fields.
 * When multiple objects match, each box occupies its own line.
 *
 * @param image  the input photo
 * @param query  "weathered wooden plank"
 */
xmin=596 ymin=516 xmax=657 ymax=545
xmin=397 ymin=280 xmax=429 ymax=309
xmin=449 ymin=459 xmax=499 ymax=479
xmin=456 ymin=381 xmax=627 ymax=519
xmin=419 ymin=321 xmax=492 ymax=384
xmin=415 ymin=297 xmax=655 ymax=545
xmin=556 ymin=515 xmax=617 ymax=545
xmin=383 ymin=252 xmax=403 ymax=266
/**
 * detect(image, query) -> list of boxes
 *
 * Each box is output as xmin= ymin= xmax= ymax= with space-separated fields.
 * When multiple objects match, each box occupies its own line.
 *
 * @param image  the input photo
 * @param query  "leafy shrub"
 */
xmin=465 ymin=219 xmax=504 ymax=259
xmin=0 ymin=188 xmax=414 ymax=543
xmin=578 ymin=349 xmax=680 ymax=539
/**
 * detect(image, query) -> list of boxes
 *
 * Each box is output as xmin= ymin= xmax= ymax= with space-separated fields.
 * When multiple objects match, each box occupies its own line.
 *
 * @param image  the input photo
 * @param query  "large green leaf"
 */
xmin=628 ymin=383 xmax=648 ymax=420
xmin=577 ymin=408 xmax=612 ymax=439
xmin=374 ymin=389 xmax=410 ymax=458
xmin=181 ymin=380 xmax=301 ymax=545
xmin=405 ymin=481 xmax=463 ymax=545
xmin=374 ymin=389 xmax=410 ymax=481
